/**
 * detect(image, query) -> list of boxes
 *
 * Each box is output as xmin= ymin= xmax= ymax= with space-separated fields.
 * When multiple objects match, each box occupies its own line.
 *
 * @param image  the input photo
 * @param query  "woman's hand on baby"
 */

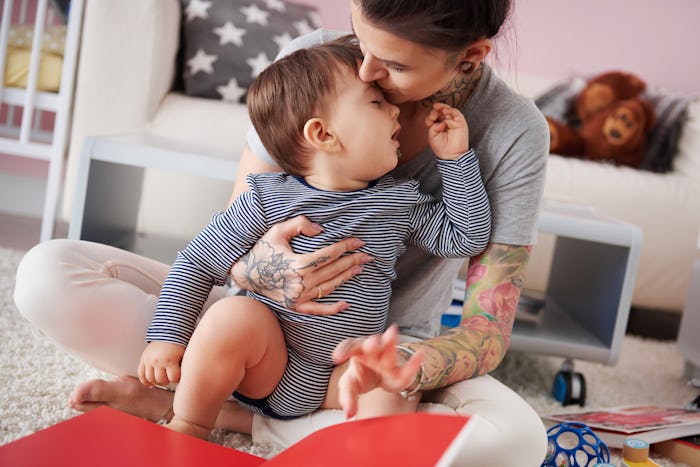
xmin=137 ymin=341 xmax=185 ymax=388
xmin=332 ymin=325 xmax=424 ymax=418
xmin=426 ymin=102 xmax=470 ymax=160
xmin=230 ymin=215 xmax=373 ymax=316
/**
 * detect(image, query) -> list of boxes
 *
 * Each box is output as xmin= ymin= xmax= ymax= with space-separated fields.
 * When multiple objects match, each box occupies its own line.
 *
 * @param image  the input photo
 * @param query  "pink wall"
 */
xmin=295 ymin=0 xmax=700 ymax=94
xmin=292 ymin=0 xmax=351 ymax=30
xmin=504 ymin=0 xmax=700 ymax=94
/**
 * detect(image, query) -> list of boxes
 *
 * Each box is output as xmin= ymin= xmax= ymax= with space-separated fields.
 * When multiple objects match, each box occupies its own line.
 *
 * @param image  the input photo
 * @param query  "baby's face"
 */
xmin=324 ymin=71 xmax=402 ymax=182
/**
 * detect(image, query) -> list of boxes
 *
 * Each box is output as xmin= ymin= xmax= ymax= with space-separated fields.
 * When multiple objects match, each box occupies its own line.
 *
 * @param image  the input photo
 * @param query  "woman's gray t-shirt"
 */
xmin=246 ymin=29 xmax=549 ymax=339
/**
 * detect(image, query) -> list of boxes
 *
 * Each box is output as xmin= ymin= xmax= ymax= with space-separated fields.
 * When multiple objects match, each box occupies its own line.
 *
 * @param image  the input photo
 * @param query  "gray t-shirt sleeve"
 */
xmin=246 ymin=28 xmax=348 ymax=165
xmin=463 ymin=69 xmax=550 ymax=246
xmin=483 ymin=98 xmax=549 ymax=245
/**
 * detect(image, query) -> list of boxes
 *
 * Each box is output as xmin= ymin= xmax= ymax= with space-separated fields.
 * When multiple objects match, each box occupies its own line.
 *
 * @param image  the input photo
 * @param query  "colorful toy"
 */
xmin=552 ymin=359 xmax=586 ymax=406
xmin=541 ymin=422 xmax=610 ymax=467
xmin=620 ymin=438 xmax=661 ymax=466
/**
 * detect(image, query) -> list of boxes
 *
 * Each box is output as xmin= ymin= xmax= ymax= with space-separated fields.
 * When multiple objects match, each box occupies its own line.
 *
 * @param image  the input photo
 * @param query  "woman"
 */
xmin=14 ymin=0 xmax=549 ymax=464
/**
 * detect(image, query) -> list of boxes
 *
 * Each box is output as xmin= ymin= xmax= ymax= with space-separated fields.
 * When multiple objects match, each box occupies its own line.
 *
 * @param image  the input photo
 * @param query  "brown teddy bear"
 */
xmin=546 ymin=116 xmax=585 ymax=156
xmin=574 ymin=71 xmax=647 ymax=122
xmin=546 ymin=71 xmax=656 ymax=168
xmin=580 ymin=98 xmax=656 ymax=167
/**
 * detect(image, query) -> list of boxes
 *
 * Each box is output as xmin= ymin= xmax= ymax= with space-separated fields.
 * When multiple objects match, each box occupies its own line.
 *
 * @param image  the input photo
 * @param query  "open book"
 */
xmin=544 ymin=404 xmax=700 ymax=448
xmin=0 ymin=406 xmax=474 ymax=466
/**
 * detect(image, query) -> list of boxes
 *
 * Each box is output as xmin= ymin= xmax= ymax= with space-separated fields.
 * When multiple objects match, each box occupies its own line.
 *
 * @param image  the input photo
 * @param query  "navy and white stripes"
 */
xmin=147 ymin=149 xmax=490 ymax=417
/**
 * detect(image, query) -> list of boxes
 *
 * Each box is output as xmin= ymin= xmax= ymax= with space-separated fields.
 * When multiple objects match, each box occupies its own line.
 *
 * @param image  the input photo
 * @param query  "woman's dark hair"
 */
xmin=358 ymin=0 xmax=512 ymax=51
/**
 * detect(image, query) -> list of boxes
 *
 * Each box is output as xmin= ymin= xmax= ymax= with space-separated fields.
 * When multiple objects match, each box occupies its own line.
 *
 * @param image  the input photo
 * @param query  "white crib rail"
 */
xmin=0 ymin=1 xmax=12 ymax=100
xmin=18 ymin=0 xmax=47 ymax=144
xmin=41 ymin=0 xmax=83 ymax=241
xmin=0 ymin=0 xmax=85 ymax=241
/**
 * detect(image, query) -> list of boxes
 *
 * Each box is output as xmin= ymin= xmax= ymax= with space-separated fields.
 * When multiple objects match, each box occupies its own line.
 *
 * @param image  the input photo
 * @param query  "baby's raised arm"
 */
xmin=425 ymin=103 xmax=470 ymax=160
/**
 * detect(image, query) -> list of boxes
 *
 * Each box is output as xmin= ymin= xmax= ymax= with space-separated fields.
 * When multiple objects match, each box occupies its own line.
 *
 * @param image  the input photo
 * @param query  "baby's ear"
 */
xmin=303 ymin=118 xmax=342 ymax=152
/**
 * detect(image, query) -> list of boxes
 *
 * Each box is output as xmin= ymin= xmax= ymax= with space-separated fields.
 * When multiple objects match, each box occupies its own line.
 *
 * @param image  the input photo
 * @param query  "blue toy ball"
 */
xmin=541 ymin=422 xmax=610 ymax=467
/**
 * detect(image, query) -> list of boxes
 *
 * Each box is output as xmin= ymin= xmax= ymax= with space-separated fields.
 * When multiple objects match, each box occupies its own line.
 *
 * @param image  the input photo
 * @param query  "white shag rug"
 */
xmin=1 ymin=247 xmax=696 ymax=465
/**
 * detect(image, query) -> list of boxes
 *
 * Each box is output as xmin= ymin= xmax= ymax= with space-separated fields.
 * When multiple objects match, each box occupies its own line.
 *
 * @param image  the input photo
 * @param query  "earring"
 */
xmin=460 ymin=61 xmax=473 ymax=74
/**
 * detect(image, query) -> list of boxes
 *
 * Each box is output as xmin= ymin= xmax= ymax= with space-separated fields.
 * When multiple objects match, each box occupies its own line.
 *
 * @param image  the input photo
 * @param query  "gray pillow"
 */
xmin=181 ymin=0 xmax=320 ymax=103
xmin=641 ymin=88 xmax=696 ymax=173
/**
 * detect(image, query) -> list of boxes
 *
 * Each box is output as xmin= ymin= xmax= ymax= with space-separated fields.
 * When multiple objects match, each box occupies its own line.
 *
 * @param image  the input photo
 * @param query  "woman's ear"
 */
xmin=457 ymin=38 xmax=493 ymax=71
xmin=303 ymin=117 xmax=342 ymax=152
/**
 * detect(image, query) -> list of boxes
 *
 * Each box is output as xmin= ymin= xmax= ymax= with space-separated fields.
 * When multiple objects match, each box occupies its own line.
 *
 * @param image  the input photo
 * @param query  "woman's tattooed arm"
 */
xmin=401 ymin=243 xmax=532 ymax=390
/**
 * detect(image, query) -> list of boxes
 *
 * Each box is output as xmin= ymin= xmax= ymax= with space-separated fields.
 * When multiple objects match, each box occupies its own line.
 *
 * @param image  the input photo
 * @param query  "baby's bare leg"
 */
xmin=167 ymin=296 xmax=287 ymax=439
xmin=70 ymin=376 xmax=255 ymax=433
xmin=355 ymin=388 xmax=421 ymax=419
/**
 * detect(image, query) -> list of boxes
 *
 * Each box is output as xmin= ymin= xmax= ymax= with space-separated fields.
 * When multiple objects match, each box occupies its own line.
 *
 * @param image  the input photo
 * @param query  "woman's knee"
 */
xmin=426 ymin=375 xmax=548 ymax=466
xmin=14 ymin=239 xmax=78 ymax=324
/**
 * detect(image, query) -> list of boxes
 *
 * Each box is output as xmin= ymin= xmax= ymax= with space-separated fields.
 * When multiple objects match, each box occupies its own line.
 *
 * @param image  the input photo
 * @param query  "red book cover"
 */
xmin=0 ymin=406 xmax=265 ymax=467
xmin=265 ymin=412 xmax=473 ymax=467
xmin=1 ymin=407 xmax=472 ymax=467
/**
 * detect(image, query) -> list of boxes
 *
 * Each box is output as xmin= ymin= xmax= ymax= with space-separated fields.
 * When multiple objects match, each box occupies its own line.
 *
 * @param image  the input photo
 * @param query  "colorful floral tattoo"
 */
xmin=403 ymin=243 xmax=532 ymax=391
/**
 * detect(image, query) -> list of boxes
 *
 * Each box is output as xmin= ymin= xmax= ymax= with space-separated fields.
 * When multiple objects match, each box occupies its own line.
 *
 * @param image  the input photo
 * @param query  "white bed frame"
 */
xmin=0 ymin=0 xmax=84 ymax=241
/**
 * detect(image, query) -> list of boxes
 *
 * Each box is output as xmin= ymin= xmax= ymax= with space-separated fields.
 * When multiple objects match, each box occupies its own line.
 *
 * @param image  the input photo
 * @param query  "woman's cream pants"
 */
xmin=14 ymin=239 xmax=547 ymax=466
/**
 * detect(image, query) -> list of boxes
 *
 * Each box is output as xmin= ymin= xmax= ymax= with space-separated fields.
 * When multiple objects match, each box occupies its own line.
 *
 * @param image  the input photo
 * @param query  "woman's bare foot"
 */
xmin=166 ymin=416 xmax=212 ymax=440
xmin=69 ymin=376 xmax=173 ymax=422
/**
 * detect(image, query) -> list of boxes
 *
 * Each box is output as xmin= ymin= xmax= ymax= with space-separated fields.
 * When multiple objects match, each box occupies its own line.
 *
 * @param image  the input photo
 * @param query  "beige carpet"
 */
xmin=1 ymin=246 xmax=697 ymax=465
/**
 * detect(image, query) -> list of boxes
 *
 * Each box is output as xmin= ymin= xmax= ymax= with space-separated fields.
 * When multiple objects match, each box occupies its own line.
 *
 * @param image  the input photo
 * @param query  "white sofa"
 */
xmin=64 ymin=0 xmax=700 ymax=313
xmin=503 ymin=73 xmax=700 ymax=313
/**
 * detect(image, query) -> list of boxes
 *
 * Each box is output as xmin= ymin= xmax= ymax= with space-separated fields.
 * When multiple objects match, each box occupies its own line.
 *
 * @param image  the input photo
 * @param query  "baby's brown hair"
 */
xmin=247 ymin=36 xmax=363 ymax=175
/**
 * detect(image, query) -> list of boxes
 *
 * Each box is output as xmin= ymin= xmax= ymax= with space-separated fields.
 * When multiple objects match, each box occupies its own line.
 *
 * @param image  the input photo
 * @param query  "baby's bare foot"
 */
xmin=165 ymin=416 xmax=212 ymax=440
xmin=69 ymin=376 xmax=174 ymax=422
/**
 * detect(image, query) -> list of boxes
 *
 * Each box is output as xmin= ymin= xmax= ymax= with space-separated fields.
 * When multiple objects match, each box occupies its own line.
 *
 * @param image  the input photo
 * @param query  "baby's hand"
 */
xmin=138 ymin=341 xmax=185 ymax=387
xmin=425 ymin=102 xmax=469 ymax=160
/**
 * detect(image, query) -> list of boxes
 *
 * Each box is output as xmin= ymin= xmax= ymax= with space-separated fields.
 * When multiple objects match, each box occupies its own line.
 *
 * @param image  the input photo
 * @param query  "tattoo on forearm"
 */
xmin=405 ymin=244 xmax=532 ymax=390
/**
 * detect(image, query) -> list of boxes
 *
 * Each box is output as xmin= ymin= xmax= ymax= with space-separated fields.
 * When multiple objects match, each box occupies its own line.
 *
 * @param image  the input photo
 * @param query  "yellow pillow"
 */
xmin=7 ymin=24 xmax=66 ymax=56
xmin=4 ymin=46 xmax=63 ymax=92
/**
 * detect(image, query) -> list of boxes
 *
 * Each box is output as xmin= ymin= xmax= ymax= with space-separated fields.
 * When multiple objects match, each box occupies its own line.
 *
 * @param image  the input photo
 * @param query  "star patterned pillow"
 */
xmin=181 ymin=0 xmax=321 ymax=103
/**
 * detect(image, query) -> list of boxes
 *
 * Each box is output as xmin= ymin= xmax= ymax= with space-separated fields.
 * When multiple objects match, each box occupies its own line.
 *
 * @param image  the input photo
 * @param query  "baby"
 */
xmin=139 ymin=36 xmax=491 ymax=439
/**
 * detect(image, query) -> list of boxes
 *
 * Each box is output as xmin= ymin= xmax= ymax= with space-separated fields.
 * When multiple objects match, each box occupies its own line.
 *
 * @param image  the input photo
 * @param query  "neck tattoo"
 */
xmin=422 ymin=65 xmax=483 ymax=110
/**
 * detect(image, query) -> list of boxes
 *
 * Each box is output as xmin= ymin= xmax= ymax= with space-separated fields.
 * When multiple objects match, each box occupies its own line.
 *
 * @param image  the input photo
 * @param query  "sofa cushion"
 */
xmin=533 ymin=76 xmax=586 ymax=125
xmin=149 ymin=92 xmax=251 ymax=155
xmin=534 ymin=76 xmax=696 ymax=173
xmin=180 ymin=0 xmax=320 ymax=103
xmin=642 ymin=89 xmax=698 ymax=173
xmin=673 ymin=98 xmax=700 ymax=181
